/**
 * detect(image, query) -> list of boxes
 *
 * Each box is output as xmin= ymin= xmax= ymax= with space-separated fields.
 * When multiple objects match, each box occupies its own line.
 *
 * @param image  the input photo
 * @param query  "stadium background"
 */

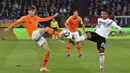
xmin=0 ymin=0 xmax=130 ymax=39
xmin=0 ymin=1 xmax=130 ymax=73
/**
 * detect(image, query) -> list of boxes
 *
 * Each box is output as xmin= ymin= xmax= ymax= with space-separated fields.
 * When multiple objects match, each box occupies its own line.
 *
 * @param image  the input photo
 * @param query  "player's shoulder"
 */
xmin=68 ymin=16 xmax=73 ymax=19
xmin=67 ymin=16 xmax=73 ymax=21
xmin=17 ymin=16 xmax=27 ymax=22
xmin=20 ymin=16 xmax=26 ymax=19
xmin=97 ymin=18 xmax=103 ymax=21
xmin=77 ymin=16 xmax=82 ymax=20
xmin=107 ymin=18 xmax=113 ymax=22
xmin=20 ymin=15 xmax=29 ymax=20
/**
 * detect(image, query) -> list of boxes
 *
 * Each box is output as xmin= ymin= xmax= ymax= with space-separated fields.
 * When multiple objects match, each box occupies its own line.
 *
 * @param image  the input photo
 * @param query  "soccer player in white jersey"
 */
xmin=74 ymin=10 xmax=123 ymax=72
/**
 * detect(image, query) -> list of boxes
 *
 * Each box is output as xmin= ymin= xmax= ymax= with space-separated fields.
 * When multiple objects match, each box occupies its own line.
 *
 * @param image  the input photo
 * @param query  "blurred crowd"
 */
xmin=0 ymin=0 xmax=73 ymax=18
xmin=89 ymin=0 xmax=130 ymax=16
xmin=0 ymin=0 xmax=130 ymax=27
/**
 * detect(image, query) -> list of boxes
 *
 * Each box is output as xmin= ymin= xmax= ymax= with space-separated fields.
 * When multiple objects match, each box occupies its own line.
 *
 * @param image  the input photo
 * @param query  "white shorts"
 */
xmin=67 ymin=31 xmax=80 ymax=39
xmin=31 ymin=29 xmax=47 ymax=46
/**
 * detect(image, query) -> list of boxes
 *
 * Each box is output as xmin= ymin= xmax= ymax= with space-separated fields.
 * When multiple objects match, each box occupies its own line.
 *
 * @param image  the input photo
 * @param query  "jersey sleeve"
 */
xmin=38 ymin=16 xmax=55 ymax=22
xmin=79 ymin=17 xmax=86 ymax=33
xmin=65 ymin=17 xmax=71 ymax=28
xmin=92 ymin=24 xmax=99 ymax=32
xmin=7 ymin=16 xmax=25 ymax=30
xmin=111 ymin=21 xmax=122 ymax=31
xmin=79 ymin=17 xmax=84 ymax=25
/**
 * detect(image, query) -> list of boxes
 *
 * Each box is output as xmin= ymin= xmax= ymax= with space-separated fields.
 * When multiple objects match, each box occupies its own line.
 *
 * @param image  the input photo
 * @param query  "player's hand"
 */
xmin=4 ymin=28 xmax=9 ymax=32
xmin=54 ymin=13 xmax=59 ymax=17
xmin=119 ymin=31 xmax=124 ymax=35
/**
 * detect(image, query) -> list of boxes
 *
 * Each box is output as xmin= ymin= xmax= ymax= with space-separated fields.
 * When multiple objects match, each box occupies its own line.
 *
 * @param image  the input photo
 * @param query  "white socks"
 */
xmin=99 ymin=53 xmax=105 ymax=68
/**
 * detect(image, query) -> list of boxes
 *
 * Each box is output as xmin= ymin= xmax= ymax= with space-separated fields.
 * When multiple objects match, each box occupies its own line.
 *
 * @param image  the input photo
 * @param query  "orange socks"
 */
xmin=77 ymin=43 xmax=82 ymax=55
xmin=47 ymin=27 xmax=59 ymax=35
xmin=66 ymin=42 xmax=71 ymax=55
xmin=42 ymin=54 xmax=49 ymax=68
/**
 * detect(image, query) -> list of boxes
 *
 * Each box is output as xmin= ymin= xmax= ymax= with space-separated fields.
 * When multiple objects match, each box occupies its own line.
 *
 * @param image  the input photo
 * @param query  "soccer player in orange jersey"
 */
xmin=64 ymin=10 xmax=86 ymax=58
xmin=4 ymin=5 xmax=59 ymax=72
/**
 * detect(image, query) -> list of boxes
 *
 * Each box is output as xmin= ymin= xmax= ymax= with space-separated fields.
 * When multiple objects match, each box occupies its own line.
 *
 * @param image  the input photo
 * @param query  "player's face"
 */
xmin=53 ymin=19 xmax=55 ymax=21
xmin=73 ymin=12 xmax=78 ymax=18
xmin=101 ymin=11 xmax=109 ymax=19
xmin=28 ymin=10 xmax=36 ymax=16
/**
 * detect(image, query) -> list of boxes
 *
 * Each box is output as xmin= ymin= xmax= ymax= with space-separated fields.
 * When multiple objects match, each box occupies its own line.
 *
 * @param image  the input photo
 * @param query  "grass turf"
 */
xmin=0 ymin=39 xmax=130 ymax=73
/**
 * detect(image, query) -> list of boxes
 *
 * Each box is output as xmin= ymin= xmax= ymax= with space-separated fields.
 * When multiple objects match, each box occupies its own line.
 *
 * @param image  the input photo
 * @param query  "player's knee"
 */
xmin=86 ymin=32 xmax=91 ymax=39
xmin=77 ymin=44 xmax=81 ymax=49
xmin=99 ymin=48 xmax=104 ymax=53
xmin=67 ymin=43 xmax=71 ymax=49
xmin=45 ymin=49 xmax=51 ymax=54
xmin=67 ymin=46 xmax=70 ymax=49
xmin=77 ymin=47 xmax=81 ymax=49
xmin=39 ymin=28 xmax=47 ymax=34
xmin=67 ymin=44 xmax=71 ymax=48
xmin=45 ymin=27 xmax=49 ymax=31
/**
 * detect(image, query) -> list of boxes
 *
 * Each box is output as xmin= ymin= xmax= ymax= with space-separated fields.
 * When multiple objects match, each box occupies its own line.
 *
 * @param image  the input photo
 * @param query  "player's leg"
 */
xmin=77 ymin=42 xmax=83 ymax=58
xmin=74 ymin=32 xmax=92 ymax=43
xmin=40 ymin=41 xmax=51 ymax=72
xmin=34 ymin=27 xmax=60 ymax=38
xmin=87 ymin=32 xmax=105 ymax=72
xmin=46 ymin=27 xmax=60 ymax=36
xmin=97 ymin=40 xmax=106 ymax=72
xmin=66 ymin=41 xmax=71 ymax=58
xmin=98 ymin=47 xmax=105 ymax=72
xmin=31 ymin=27 xmax=59 ymax=42
xmin=51 ymin=27 xmax=58 ymax=40
xmin=88 ymin=32 xmax=105 ymax=72
xmin=86 ymin=32 xmax=92 ymax=40
xmin=74 ymin=31 xmax=83 ymax=57
xmin=31 ymin=29 xmax=50 ymax=72
xmin=66 ymin=33 xmax=72 ymax=58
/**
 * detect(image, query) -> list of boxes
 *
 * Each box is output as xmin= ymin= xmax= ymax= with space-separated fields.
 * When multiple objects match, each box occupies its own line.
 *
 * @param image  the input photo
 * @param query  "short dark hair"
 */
xmin=101 ymin=9 xmax=109 ymax=14
xmin=73 ymin=10 xmax=78 ymax=13
xmin=28 ymin=5 xmax=36 ymax=11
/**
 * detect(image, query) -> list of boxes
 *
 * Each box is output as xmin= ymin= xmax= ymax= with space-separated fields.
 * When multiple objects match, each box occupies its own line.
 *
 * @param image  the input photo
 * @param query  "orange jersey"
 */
xmin=65 ymin=16 xmax=84 ymax=32
xmin=7 ymin=15 xmax=54 ymax=37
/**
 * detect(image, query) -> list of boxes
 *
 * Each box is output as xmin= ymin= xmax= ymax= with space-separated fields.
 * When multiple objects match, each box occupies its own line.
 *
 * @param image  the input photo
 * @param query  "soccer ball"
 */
xmin=62 ymin=28 xmax=70 ymax=37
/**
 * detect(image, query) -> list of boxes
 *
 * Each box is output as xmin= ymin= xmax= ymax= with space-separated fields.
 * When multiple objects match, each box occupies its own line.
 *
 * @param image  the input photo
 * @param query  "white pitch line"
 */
xmin=60 ymin=40 xmax=66 ymax=43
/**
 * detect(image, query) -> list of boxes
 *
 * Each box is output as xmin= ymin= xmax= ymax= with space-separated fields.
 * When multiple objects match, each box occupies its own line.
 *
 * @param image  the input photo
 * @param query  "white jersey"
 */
xmin=93 ymin=18 xmax=122 ymax=39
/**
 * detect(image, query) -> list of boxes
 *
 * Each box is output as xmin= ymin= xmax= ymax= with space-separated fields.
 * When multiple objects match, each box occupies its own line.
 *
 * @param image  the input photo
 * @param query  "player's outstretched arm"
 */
xmin=111 ymin=21 xmax=123 ymax=35
xmin=81 ymin=24 xmax=86 ymax=33
xmin=4 ymin=17 xmax=24 ymax=32
xmin=79 ymin=18 xmax=86 ymax=33
xmin=38 ymin=13 xmax=59 ymax=22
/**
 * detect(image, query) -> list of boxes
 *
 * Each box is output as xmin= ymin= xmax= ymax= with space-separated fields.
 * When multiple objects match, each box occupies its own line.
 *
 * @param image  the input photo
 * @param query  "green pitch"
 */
xmin=0 ymin=39 xmax=130 ymax=73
